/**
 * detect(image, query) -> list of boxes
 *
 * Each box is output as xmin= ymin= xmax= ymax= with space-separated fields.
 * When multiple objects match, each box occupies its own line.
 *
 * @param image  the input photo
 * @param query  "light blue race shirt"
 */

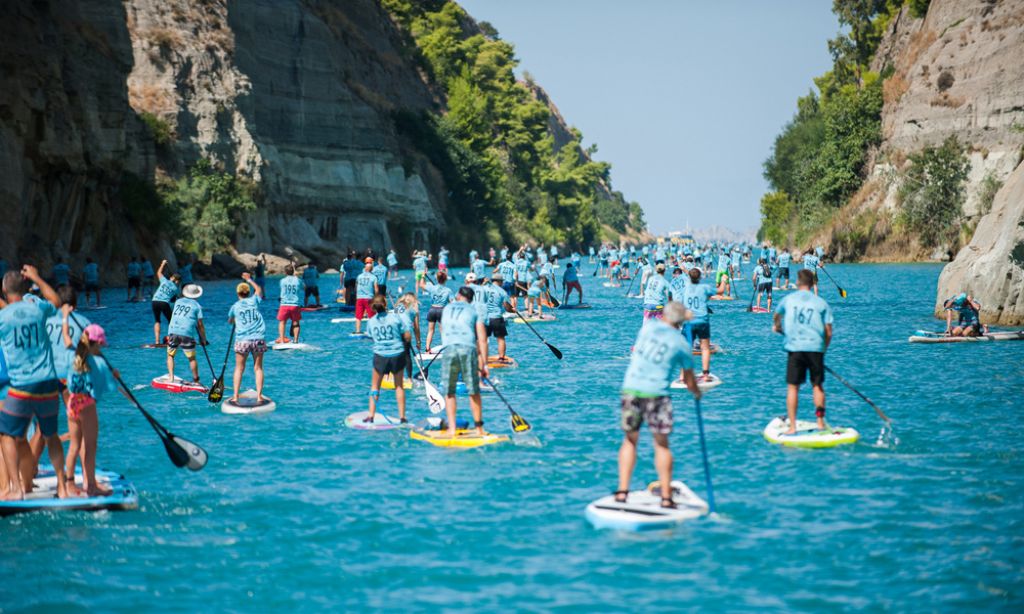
xmin=53 ymin=263 xmax=70 ymax=285
xmin=83 ymin=263 xmax=99 ymax=283
xmin=472 ymin=284 xmax=490 ymax=319
xmin=776 ymin=290 xmax=833 ymax=353
xmin=681 ymin=283 xmax=715 ymax=324
xmin=356 ymin=272 xmax=377 ymax=299
xmin=643 ymin=274 xmax=669 ymax=305
xmin=485 ymin=284 xmax=509 ymax=318
xmin=424 ymin=281 xmax=453 ymax=307
xmin=372 ymin=264 xmax=388 ymax=285
xmin=302 ymin=266 xmax=319 ymax=287
xmin=803 ymin=254 xmax=820 ymax=270
xmin=367 ymin=311 xmax=409 ymax=357
xmin=498 ymin=260 xmax=516 ymax=280
xmin=46 ymin=310 xmax=90 ymax=379
xmin=471 ymin=259 xmax=486 ymax=278
xmin=563 ymin=267 xmax=578 ymax=283
xmin=413 ymin=256 xmax=427 ymax=272
xmin=669 ymin=275 xmax=690 ymax=301
xmin=0 ymin=300 xmax=58 ymax=387
xmin=394 ymin=302 xmax=418 ymax=331
xmin=279 ymin=276 xmax=301 ymax=306
xmin=441 ymin=301 xmax=479 ymax=348
xmin=66 ymin=355 xmax=117 ymax=402
xmin=387 ymin=252 xmax=398 ymax=267
xmin=152 ymin=275 xmax=178 ymax=303
xmin=168 ymin=298 xmax=203 ymax=339
xmin=621 ymin=319 xmax=694 ymax=396
xmin=778 ymin=252 xmax=791 ymax=268
xmin=127 ymin=261 xmax=141 ymax=278
xmin=527 ymin=280 xmax=542 ymax=298
xmin=229 ymin=295 xmax=265 ymax=341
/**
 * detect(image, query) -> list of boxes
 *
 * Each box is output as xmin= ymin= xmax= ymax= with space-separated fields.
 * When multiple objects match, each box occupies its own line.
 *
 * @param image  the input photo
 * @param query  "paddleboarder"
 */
xmin=276 ymin=265 xmax=302 ymax=344
xmin=439 ymin=287 xmax=489 ymax=437
xmin=228 ymin=273 xmax=267 ymax=404
xmin=365 ymin=295 xmax=412 ymax=424
xmin=562 ymin=262 xmax=583 ymax=305
xmin=943 ymin=292 xmax=986 ymax=337
xmin=772 ymin=269 xmax=833 ymax=434
xmin=616 ymin=301 xmax=701 ymax=508
xmin=166 ymin=283 xmax=207 ymax=386
xmin=151 ymin=260 xmax=180 ymax=346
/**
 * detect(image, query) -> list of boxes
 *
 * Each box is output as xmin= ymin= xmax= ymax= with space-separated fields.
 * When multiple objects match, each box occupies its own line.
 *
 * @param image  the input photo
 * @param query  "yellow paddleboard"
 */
xmin=410 ymin=428 xmax=510 ymax=449
xmin=380 ymin=374 xmax=412 ymax=390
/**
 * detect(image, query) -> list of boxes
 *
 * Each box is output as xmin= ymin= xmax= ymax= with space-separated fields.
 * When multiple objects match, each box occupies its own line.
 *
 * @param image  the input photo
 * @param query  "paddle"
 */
xmin=746 ymin=277 xmax=756 ymax=312
xmin=208 ymin=325 xmax=235 ymax=403
xmin=694 ymin=397 xmax=715 ymax=513
xmin=624 ymin=272 xmax=637 ymax=298
xmin=819 ymin=265 xmax=847 ymax=298
xmin=824 ymin=366 xmax=891 ymax=424
xmin=69 ymin=313 xmax=208 ymax=471
xmin=412 ymin=354 xmax=445 ymax=414
xmin=511 ymin=307 xmax=563 ymax=360
xmin=483 ymin=375 xmax=531 ymax=433
xmin=199 ymin=340 xmax=217 ymax=384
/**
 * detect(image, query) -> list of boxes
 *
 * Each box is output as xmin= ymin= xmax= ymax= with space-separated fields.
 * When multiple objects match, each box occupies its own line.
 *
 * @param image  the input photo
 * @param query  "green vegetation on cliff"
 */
xmin=759 ymin=1 xmax=907 ymax=248
xmin=384 ymin=0 xmax=643 ymax=247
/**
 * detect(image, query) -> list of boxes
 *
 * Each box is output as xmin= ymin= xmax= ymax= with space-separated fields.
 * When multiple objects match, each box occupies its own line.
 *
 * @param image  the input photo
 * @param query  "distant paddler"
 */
xmin=354 ymin=261 xmax=380 ymax=335
xmin=753 ymin=258 xmax=773 ymax=311
xmin=151 ymin=260 xmax=180 ymax=346
xmin=562 ymin=262 xmax=583 ymax=305
xmin=419 ymin=269 xmax=453 ymax=352
xmin=275 ymin=264 xmax=303 ymax=344
xmin=772 ymin=270 xmax=833 ymax=434
xmin=642 ymin=262 xmax=670 ymax=320
xmin=615 ymin=301 xmax=701 ymax=508
xmin=943 ymin=292 xmax=986 ymax=337
xmin=166 ymin=283 xmax=207 ymax=386
xmin=302 ymin=263 xmax=321 ymax=307
xmin=678 ymin=268 xmax=722 ymax=385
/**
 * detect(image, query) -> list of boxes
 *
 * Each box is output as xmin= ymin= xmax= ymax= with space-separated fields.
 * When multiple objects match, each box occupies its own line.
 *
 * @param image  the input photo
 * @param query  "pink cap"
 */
xmin=84 ymin=323 xmax=107 ymax=346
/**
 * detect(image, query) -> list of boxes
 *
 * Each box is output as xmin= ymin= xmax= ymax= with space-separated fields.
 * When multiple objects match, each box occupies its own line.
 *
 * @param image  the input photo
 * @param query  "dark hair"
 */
xmin=673 ymin=267 xmax=683 ymax=275
xmin=437 ymin=270 xmax=448 ymax=284
xmin=285 ymin=264 xmax=295 ymax=275
xmin=689 ymin=268 xmax=701 ymax=283
xmin=797 ymin=269 xmax=816 ymax=288
xmin=57 ymin=285 xmax=77 ymax=308
xmin=371 ymin=294 xmax=387 ymax=314
xmin=457 ymin=286 xmax=474 ymax=301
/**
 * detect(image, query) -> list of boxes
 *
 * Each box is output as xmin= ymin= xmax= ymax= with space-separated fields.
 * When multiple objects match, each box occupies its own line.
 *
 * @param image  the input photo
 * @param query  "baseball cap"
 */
xmin=84 ymin=324 xmax=107 ymax=346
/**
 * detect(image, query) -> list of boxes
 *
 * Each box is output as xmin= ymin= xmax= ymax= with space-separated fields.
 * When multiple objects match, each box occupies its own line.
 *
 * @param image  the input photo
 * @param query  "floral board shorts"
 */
xmin=235 ymin=339 xmax=267 ymax=356
xmin=620 ymin=394 xmax=673 ymax=435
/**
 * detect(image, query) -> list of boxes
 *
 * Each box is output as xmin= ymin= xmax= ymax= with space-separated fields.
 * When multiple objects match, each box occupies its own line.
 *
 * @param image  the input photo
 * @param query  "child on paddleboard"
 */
xmin=64 ymin=324 xmax=118 ymax=497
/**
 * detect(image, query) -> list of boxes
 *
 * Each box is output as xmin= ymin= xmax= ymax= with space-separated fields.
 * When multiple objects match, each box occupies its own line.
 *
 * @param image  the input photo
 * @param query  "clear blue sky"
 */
xmin=458 ymin=0 xmax=839 ymax=235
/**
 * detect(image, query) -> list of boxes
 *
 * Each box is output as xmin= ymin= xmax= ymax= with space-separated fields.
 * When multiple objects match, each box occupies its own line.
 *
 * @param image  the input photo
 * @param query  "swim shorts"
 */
xmin=427 ymin=306 xmax=444 ymax=323
xmin=786 ymin=351 xmax=825 ymax=386
xmin=166 ymin=334 xmax=197 ymax=358
xmin=777 ymin=267 xmax=789 ymax=279
xmin=277 ymin=305 xmax=302 ymax=323
xmin=355 ymin=298 xmax=372 ymax=320
xmin=373 ymin=353 xmax=407 ymax=376
xmin=620 ymin=394 xmax=673 ymax=435
xmin=152 ymin=300 xmax=173 ymax=324
xmin=234 ymin=339 xmax=267 ymax=356
xmin=128 ymin=276 xmax=141 ymax=289
xmin=440 ymin=345 xmax=480 ymax=396
xmin=0 ymin=381 xmax=61 ymax=438
xmin=486 ymin=317 xmax=508 ymax=338
xmin=716 ymin=271 xmax=728 ymax=285
xmin=687 ymin=321 xmax=711 ymax=340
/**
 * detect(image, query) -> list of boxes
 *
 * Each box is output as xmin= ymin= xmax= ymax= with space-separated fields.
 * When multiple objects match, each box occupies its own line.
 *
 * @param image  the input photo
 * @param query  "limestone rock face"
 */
xmin=936 ymin=161 xmax=1024 ymax=325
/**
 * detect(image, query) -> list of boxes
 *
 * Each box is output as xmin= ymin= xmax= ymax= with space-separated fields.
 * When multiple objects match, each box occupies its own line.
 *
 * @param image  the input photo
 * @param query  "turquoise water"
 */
xmin=2 ymin=264 xmax=1022 ymax=611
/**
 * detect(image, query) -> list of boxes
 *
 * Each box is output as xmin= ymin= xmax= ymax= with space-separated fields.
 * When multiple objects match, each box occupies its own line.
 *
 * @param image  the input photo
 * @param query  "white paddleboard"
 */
xmin=331 ymin=317 xmax=358 ymax=324
xmin=585 ymin=480 xmax=708 ymax=531
xmin=221 ymin=390 xmax=276 ymax=415
xmin=763 ymin=417 xmax=859 ymax=448
xmin=415 ymin=345 xmax=445 ymax=362
xmin=345 ymin=410 xmax=404 ymax=430
xmin=671 ymin=373 xmax=723 ymax=392
xmin=271 ymin=341 xmax=315 ymax=351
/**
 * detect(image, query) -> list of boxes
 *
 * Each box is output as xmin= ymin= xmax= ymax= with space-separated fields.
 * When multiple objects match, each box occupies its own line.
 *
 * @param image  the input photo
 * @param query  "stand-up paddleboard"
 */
xmin=627 ymin=294 xmax=644 ymax=300
xmin=0 ymin=466 xmax=138 ymax=517
xmin=338 ymin=304 xmax=355 ymax=313
xmin=487 ymin=356 xmax=518 ymax=369
xmin=151 ymin=375 xmax=208 ymax=393
xmin=455 ymin=380 xmax=494 ymax=395
xmin=301 ymin=304 xmax=329 ymax=312
xmin=708 ymin=295 xmax=735 ymax=301
xmin=908 ymin=330 xmax=1024 ymax=343
xmin=141 ymin=343 xmax=168 ymax=349
xmin=557 ymin=303 xmax=591 ymax=310
xmin=79 ymin=305 xmax=108 ymax=311
xmin=601 ymin=282 xmax=621 ymax=288
xmin=348 ymin=332 xmax=370 ymax=340
xmin=585 ymin=480 xmax=708 ymax=531
xmin=409 ymin=425 xmax=509 ymax=448
xmin=763 ymin=417 xmax=859 ymax=448
xmin=773 ymin=284 xmax=797 ymax=290
xmin=750 ymin=306 xmax=770 ymax=314
xmin=415 ymin=345 xmax=445 ymax=362
xmin=671 ymin=373 xmax=723 ymax=392
xmin=381 ymin=374 xmax=412 ymax=390
xmin=221 ymin=390 xmax=276 ymax=415
xmin=506 ymin=313 xmax=556 ymax=323
xmin=345 ymin=410 xmax=403 ymax=430
xmin=271 ymin=341 xmax=315 ymax=351
xmin=331 ymin=317 xmax=357 ymax=324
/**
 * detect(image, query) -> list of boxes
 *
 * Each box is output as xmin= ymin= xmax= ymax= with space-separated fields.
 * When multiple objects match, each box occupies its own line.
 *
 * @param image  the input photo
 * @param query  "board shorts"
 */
xmin=414 ymin=271 xmax=425 ymax=283
xmin=440 ymin=345 xmax=479 ymax=396
xmin=355 ymin=298 xmax=372 ymax=320
xmin=373 ymin=353 xmax=407 ymax=376
xmin=687 ymin=321 xmax=711 ymax=341
xmin=377 ymin=284 xmax=387 ymax=297
xmin=715 ymin=271 xmax=728 ymax=285
xmin=427 ymin=306 xmax=444 ymax=323
xmin=304 ymin=286 xmax=319 ymax=300
xmin=502 ymin=282 xmax=514 ymax=296
xmin=128 ymin=276 xmax=141 ymax=289
xmin=757 ymin=283 xmax=773 ymax=297
xmin=235 ymin=339 xmax=267 ymax=356
xmin=152 ymin=300 xmax=173 ymax=324
xmin=0 ymin=381 xmax=61 ymax=438
xmin=776 ymin=267 xmax=789 ymax=279
xmin=487 ymin=317 xmax=508 ymax=338
xmin=166 ymin=334 xmax=197 ymax=358
xmin=277 ymin=305 xmax=302 ymax=323
xmin=620 ymin=394 xmax=673 ymax=435
xmin=513 ymin=284 xmax=527 ymax=298
xmin=85 ymin=282 xmax=99 ymax=292
xmin=786 ymin=351 xmax=825 ymax=386
xmin=565 ymin=280 xmax=582 ymax=294
xmin=643 ymin=304 xmax=664 ymax=320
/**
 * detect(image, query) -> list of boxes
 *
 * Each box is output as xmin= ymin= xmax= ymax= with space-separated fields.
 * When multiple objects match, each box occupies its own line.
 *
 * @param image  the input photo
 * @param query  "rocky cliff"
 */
xmin=0 ymin=0 xmax=634 ymax=281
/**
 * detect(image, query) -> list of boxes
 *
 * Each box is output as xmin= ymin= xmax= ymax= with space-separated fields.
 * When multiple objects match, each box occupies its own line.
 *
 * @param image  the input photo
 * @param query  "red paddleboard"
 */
xmin=301 ymin=305 xmax=329 ymax=312
xmin=151 ymin=375 xmax=208 ymax=393
xmin=751 ymin=306 xmax=770 ymax=313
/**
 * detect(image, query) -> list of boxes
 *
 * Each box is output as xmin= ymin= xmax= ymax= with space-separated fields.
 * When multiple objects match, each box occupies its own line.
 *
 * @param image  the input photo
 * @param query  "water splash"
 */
xmin=874 ymin=423 xmax=900 ymax=449
xmin=512 ymin=433 xmax=543 ymax=447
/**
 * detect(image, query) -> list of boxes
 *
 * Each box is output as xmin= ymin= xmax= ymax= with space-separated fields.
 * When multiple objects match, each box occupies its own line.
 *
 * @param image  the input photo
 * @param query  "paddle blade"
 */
xmin=510 ymin=410 xmax=531 ymax=433
xmin=423 ymin=378 xmax=445 ymax=414
xmin=162 ymin=436 xmax=190 ymax=468
xmin=207 ymin=378 xmax=225 ymax=403
xmin=546 ymin=342 xmax=563 ymax=360
xmin=839 ymin=288 xmax=848 ymax=298
xmin=170 ymin=434 xmax=208 ymax=471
